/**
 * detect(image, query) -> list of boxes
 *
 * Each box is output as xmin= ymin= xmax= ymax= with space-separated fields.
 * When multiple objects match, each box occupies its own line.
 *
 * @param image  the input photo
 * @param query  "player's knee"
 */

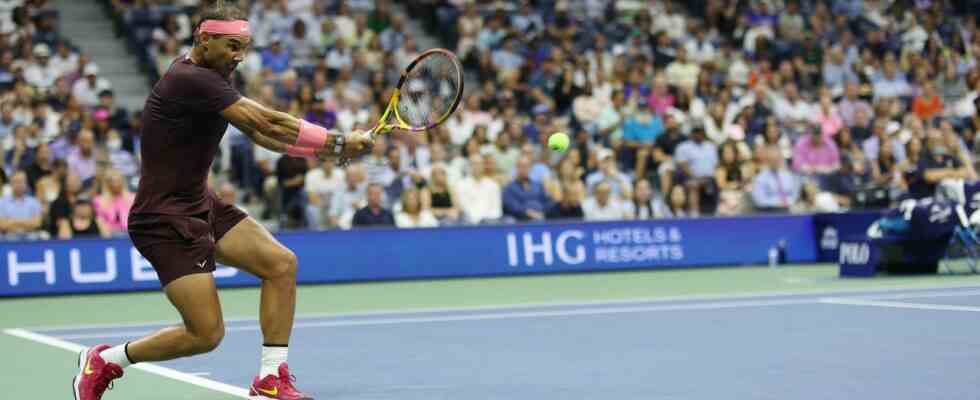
xmin=267 ymin=248 xmax=298 ymax=280
xmin=193 ymin=326 xmax=225 ymax=353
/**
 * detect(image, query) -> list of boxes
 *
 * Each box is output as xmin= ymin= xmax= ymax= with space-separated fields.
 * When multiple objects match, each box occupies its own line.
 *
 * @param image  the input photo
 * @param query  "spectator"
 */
xmin=71 ymin=63 xmax=111 ymax=108
xmin=260 ymin=37 xmax=291 ymax=75
xmin=715 ymin=141 xmax=753 ymax=216
xmin=0 ymin=172 xmax=43 ymax=238
xmin=352 ymin=182 xmax=395 ymax=227
xmin=582 ymin=180 xmax=629 ymax=221
xmin=92 ymin=169 xmax=133 ymax=236
xmin=826 ymin=153 xmax=875 ymax=210
xmin=329 ymin=163 xmax=367 ymax=230
xmin=304 ymin=158 xmax=344 ymax=229
xmin=455 ymin=154 xmax=502 ymax=224
xmin=665 ymin=47 xmax=700 ymax=93
xmin=662 ymin=184 xmax=692 ymax=218
xmin=427 ymin=165 xmax=460 ymax=225
xmin=792 ymin=127 xmax=841 ymax=176
xmin=104 ymin=129 xmax=137 ymax=178
xmin=905 ymin=130 xmax=973 ymax=200
xmin=622 ymin=97 xmax=664 ymax=168
xmin=624 ymin=179 xmax=670 ymax=219
xmin=872 ymin=59 xmax=912 ymax=100
xmin=751 ymin=145 xmax=801 ymax=213
xmin=67 ymin=129 xmax=97 ymax=184
xmin=49 ymin=41 xmax=78 ymax=78
xmin=394 ymin=187 xmax=437 ymax=228
xmin=862 ymin=118 xmax=907 ymax=163
xmin=674 ymin=127 xmax=718 ymax=215
xmin=586 ymin=148 xmax=632 ymax=199
xmin=57 ymin=200 xmax=107 ymax=239
xmin=275 ymin=155 xmax=309 ymax=228
xmin=911 ymin=81 xmax=944 ymax=121
xmin=23 ymin=43 xmax=58 ymax=92
xmin=546 ymin=182 xmax=584 ymax=221
xmin=837 ymin=82 xmax=873 ymax=128
xmin=813 ymin=94 xmax=844 ymax=137
xmin=503 ymin=156 xmax=551 ymax=222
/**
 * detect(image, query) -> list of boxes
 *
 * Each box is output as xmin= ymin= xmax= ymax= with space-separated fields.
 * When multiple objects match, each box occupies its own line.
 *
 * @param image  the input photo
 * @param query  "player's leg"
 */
xmin=125 ymin=273 xmax=226 ymax=361
xmin=74 ymin=227 xmax=225 ymax=400
xmin=215 ymin=216 xmax=298 ymax=346
xmin=213 ymin=215 xmax=311 ymax=399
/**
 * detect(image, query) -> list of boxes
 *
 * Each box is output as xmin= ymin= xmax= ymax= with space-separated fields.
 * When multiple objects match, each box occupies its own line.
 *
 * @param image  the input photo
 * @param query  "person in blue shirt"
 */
xmin=259 ymin=37 xmax=291 ymax=74
xmin=0 ymin=171 xmax=43 ymax=237
xmin=503 ymin=156 xmax=553 ymax=222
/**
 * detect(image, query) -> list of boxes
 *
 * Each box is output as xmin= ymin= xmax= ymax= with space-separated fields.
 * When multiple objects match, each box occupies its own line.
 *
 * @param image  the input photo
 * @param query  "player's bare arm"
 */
xmin=220 ymin=97 xmax=374 ymax=160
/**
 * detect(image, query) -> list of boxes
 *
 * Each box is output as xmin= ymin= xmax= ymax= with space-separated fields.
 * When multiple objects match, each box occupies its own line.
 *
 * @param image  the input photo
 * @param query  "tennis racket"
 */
xmin=370 ymin=48 xmax=464 ymax=136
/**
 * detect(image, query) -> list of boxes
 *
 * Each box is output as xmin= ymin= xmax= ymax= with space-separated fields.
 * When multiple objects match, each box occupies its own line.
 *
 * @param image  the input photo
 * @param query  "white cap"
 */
xmin=83 ymin=63 xmax=99 ymax=76
xmin=33 ymin=43 xmax=50 ymax=57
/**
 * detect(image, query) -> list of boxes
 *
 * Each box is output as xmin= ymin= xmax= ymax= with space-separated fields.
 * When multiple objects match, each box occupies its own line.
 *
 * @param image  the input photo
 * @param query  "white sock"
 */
xmin=260 ymin=345 xmax=288 ymax=378
xmin=100 ymin=343 xmax=133 ymax=368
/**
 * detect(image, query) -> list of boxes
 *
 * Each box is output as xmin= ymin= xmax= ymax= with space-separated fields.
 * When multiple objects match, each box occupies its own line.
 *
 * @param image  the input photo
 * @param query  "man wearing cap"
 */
xmin=23 ymin=43 xmax=59 ymax=91
xmin=69 ymin=2 xmax=373 ymax=400
xmin=71 ymin=63 xmax=111 ymax=107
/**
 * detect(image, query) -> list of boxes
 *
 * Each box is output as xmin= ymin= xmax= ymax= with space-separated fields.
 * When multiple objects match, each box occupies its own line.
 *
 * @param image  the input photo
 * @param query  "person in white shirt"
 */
xmin=394 ymin=187 xmax=438 ymax=228
xmin=684 ymin=27 xmax=717 ymax=65
xmin=324 ymin=166 xmax=365 ymax=230
xmin=770 ymin=83 xmax=813 ymax=135
xmin=454 ymin=154 xmax=502 ymax=224
xmin=49 ymin=41 xmax=78 ymax=78
xmin=664 ymin=47 xmax=700 ymax=93
xmin=303 ymin=159 xmax=345 ymax=228
xmin=23 ymin=43 xmax=59 ymax=92
xmin=582 ymin=181 xmax=629 ymax=221
xmin=71 ymin=63 xmax=112 ymax=108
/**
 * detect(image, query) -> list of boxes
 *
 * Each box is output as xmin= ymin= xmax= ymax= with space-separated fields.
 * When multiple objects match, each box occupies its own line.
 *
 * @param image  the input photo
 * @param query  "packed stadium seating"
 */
xmin=5 ymin=0 xmax=980 ymax=240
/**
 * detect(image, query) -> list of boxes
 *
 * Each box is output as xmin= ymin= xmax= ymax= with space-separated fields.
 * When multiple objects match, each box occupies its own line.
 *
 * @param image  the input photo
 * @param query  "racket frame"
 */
xmin=371 ymin=48 xmax=464 ymax=137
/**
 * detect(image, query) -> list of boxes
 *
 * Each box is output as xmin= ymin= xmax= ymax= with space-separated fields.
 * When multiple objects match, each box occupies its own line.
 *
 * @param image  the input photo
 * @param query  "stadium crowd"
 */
xmin=5 ymin=0 xmax=980 ymax=240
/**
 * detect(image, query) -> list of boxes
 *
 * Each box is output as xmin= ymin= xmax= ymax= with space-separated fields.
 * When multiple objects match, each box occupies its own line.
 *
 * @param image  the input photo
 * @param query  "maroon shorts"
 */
xmin=128 ymin=194 xmax=248 ymax=287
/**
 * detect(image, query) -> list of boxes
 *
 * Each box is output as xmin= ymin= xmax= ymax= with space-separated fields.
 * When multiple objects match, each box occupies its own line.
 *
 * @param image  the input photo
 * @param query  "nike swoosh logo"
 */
xmin=256 ymin=386 xmax=278 ymax=396
xmin=196 ymin=261 xmax=206 ymax=268
xmin=84 ymin=360 xmax=94 ymax=375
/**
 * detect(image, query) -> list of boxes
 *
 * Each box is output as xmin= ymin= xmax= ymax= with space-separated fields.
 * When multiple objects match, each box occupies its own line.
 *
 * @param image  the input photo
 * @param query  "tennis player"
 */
xmin=71 ymin=2 xmax=372 ymax=400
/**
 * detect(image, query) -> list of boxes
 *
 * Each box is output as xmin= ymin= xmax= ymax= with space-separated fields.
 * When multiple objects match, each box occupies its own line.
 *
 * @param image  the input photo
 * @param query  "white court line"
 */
xmin=24 ymin=281 xmax=980 ymax=332
xmin=852 ymin=289 xmax=980 ymax=301
xmin=54 ymin=298 xmax=817 ymax=340
xmin=2 ymin=328 xmax=249 ymax=398
xmin=819 ymin=298 xmax=980 ymax=313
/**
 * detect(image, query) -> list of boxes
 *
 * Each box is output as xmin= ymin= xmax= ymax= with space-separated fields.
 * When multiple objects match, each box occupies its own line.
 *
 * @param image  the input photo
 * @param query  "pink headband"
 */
xmin=197 ymin=20 xmax=250 ymax=37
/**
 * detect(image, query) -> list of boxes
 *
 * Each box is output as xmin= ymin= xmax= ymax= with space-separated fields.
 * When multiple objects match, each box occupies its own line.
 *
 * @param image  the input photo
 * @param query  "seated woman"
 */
xmin=427 ymin=166 xmax=461 ymax=225
xmin=58 ymin=201 xmax=108 ymax=239
xmin=92 ymin=169 xmax=134 ymax=236
xmin=395 ymin=188 xmax=438 ymax=228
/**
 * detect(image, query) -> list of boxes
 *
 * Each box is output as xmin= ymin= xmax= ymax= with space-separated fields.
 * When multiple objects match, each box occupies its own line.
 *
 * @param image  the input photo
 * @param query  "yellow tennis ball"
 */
xmin=548 ymin=132 xmax=570 ymax=152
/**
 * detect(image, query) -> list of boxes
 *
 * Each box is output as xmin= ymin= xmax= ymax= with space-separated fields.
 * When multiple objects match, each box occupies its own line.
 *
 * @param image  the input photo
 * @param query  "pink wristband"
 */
xmin=296 ymin=120 xmax=328 ymax=148
xmin=286 ymin=145 xmax=316 ymax=158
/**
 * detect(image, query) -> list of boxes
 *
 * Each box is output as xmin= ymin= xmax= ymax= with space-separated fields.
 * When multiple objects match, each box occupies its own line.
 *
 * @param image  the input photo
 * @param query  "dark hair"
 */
xmin=194 ymin=0 xmax=247 ymax=43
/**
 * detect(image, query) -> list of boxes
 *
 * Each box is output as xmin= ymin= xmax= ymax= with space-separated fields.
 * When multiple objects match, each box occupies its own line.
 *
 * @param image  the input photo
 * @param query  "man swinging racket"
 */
xmin=71 ymin=2 xmax=374 ymax=400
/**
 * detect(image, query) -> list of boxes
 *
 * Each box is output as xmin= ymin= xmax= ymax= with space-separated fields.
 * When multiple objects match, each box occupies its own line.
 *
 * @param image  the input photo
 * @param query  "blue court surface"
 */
xmin=26 ymin=284 xmax=980 ymax=400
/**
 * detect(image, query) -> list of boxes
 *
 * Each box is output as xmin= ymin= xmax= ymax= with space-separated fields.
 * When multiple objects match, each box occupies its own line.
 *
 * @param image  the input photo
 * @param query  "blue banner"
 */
xmin=0 ymin=215 xmax=817 ymax=297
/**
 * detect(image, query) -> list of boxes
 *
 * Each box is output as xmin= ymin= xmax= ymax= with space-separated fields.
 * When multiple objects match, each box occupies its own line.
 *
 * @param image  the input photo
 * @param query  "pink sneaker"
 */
xmin=72 ymin=344 xmax=124 ymax=400
xmin=249 ymin=362 xmax=313 ymax=399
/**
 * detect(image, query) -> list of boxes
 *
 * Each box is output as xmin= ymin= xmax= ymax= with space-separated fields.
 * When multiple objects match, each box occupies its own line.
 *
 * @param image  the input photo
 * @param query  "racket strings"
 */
xmin=397 ymin=54 xmax=460 ymax=129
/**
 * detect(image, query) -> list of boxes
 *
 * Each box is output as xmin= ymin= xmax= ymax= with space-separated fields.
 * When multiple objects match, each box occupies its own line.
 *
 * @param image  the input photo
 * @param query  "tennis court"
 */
xmin=4 ymin=264 xmax=980 ymax=399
